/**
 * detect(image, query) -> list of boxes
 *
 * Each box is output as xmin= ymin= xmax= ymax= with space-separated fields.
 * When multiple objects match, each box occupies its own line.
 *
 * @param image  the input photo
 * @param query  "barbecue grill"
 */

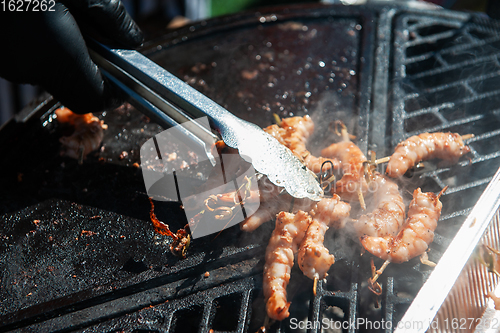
xmin=2 ymin=2 xmax=500 ymax=332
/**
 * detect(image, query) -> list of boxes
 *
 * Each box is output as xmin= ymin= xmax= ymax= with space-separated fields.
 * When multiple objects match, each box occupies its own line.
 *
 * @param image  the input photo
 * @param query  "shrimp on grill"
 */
xmin=321 ymin=121 xmax=368 ymax=205
xmin=298 ymin=195 xmax=351 ymax=281
xmin=240 ymin=177 xmax=314 ymax=232
xmin=264 ymin=115 xmax=340 ymax=173
xmin=55 ymin=107 xmax=108 ymax=160
xmin=352 ymin=173 xmax=405 ymax=238
xmin=240 ymin=178 xmax=284 ymax=232
xmin=360 ymin=187 xmax=446 ymax=263
xmin=264 ymin=210 xmax=312 ymax=321
xmin=386 ymin=132 xmax=471 ymax=178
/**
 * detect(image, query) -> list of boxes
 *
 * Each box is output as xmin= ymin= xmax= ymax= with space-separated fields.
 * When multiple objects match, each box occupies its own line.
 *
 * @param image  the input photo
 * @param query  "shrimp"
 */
xmin=386 ymin=132 xmax=471 ymax=178
xmin=240 ymin=177 xmax=314 ymax=232
xmin=264 ymin=210 xmax=312 ymax=321
xmin=352 ymin=173 xmax=405 ymax=237
xmin=297 ymin=195 xmax=351 ymax=280
xmin=360 ymin=187 xmax=445 ymax=264
xmin=264 ymin=115 xmax=340 ymax=173
xmin=321 ymin=122 xmax=368 ymax=204
xmin=55 ymin=107 xmax=108 ymax=160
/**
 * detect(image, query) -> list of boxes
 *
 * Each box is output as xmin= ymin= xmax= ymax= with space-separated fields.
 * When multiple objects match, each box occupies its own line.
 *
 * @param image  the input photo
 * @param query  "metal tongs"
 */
xmin=88 ymin=41 xmax=323 ymax=201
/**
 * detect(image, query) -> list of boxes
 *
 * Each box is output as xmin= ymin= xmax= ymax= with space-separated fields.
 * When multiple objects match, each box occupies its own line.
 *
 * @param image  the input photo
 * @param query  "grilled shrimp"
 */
xmin=240 ymin=177 xmax=313 ymax=232
xmin=352 ymin=173 xmax=405 ymax=237
xmin=55 ymin=107 xmax=108 ymax=159
xmin=360 ymin=187 xmax=445 ymax=263
xmin=321 ymin=123 xmax=368 ymax=202
xmin=264 ymin=116 xmax=340 ymax=173
xmin=264 ymin=210 xmax=312 ymax=321
xmin=298 ymin=195 xmax=351 ymax=280
xmin=386 ymin=132 xmax=471 ymax=178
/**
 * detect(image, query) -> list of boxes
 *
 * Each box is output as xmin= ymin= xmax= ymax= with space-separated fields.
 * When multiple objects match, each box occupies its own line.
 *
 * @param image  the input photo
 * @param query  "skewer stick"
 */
xmin=375 ymin=156 xmax=390 ymax=164
xmin=272 ymin=113 xmax=282 ymax=126
xmin=371 ymin=259 xmax=391 ymax=284
xmin=420 ymin=252 xmax=436 ymax=267
xmin=357 ymin=188 xmax=366 ymax=210
xmin=313 ymin=275 xmax=318 ymax=297
xmin=461 ymin=134 xmax=474 ymax=141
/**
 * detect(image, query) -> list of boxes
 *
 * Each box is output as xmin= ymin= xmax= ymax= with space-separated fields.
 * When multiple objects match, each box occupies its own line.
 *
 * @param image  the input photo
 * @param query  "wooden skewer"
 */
xmin=272 ymin=113 xmax=282 ymax=126
xmin=375 ymin=156 xmax=390 ymax=164
xmin=357 ymin=188 xmax=366 ymax=210
xmin=461 ymin=134 xmax=474 ymax=141
xmin=371 ymin=259 xmax=391 ymax=284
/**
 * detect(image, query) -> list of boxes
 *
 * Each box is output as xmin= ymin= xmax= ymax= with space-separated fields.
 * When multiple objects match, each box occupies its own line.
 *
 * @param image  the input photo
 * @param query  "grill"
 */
xmin=2 ymin=2 xmax=500 ymax=333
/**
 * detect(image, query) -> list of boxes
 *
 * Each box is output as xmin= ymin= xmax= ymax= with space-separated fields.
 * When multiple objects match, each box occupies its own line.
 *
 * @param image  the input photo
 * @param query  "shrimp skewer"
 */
xmin=321 ymin=121 xmax=368 ymax=207
xmin=264 ymin=115 xmax=341 ymax=173
xmin=298 ymin=195 xmax=350 ymax=283
xmin=264 ymin=211 xmax=312 ymax=321
xmin=352 ymin=173 xmax=405 ymax=238
xmin=360 ymin=187 xmax=446 ymax=264
xmin=386 ymin=132 xmax=471 ymax=178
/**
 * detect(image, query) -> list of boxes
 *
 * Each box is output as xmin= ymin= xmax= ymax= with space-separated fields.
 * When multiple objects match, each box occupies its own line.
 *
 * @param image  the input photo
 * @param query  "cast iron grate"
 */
xmin=379 ymin=9 xmax=500 ymax=331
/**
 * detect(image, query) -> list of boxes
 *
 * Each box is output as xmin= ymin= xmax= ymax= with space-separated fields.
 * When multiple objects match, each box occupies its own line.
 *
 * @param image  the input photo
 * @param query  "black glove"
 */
xmin=0 ymin=0 xmax=144 ymax=114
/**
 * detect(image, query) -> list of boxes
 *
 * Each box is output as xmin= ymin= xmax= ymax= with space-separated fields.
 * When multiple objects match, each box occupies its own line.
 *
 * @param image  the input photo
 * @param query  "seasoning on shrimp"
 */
xmin=352 ymin=173 xmax=405 ymax=238
xmin=386 ymin=132 xmax=472 ymax=178
xmin=297 ymin=195 xmax=350 ymax=289
xmin=55 ymin=107 xmax=108 ymax=160
xmin=360 ymin=187 xmax=446 ymax=264
xmin=263 ymin=210 xmax=312 ymax=321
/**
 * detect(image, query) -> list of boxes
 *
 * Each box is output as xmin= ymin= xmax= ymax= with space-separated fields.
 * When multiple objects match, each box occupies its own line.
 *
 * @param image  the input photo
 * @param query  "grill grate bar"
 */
xmin=405 ymin=114 xmax=484 ymax=138
xmin=407 ymin=53 xmax=500 ymax=80
xmin=440 ymin=208 xmax=473 ymax=221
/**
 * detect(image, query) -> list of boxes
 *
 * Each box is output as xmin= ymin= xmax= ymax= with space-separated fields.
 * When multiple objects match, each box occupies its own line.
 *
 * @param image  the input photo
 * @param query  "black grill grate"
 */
xmin=2 ymin=3 xmax=500 ymax=333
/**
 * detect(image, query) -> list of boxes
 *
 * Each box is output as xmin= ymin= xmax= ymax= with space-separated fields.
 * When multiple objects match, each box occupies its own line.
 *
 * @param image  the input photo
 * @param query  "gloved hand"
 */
xmin=0 ymin=0 xmax=144 ymax=114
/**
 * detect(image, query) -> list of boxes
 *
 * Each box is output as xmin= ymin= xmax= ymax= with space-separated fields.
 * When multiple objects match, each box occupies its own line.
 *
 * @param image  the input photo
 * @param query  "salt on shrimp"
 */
xmin=55 ymin=107 xmax=108 ymax=160
xmin=360 ymin=187 xmax=446 ymax=264
xmin=264 ymin=210 xmax=312 ymax=321
xmin=386 ymin=132 xmax=471 ymax=178
xmin=297 ymin=195 xmax=351 ymax=284
xmin=352 ymin=173 xmax=405 ymax=238
xmin=264 ymin=115 xmax=340 ymax=173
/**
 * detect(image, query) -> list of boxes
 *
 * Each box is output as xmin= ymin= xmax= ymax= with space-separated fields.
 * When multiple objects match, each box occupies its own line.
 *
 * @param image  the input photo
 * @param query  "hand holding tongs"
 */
xmin=88 ymin=41 xmax=323 ymax=201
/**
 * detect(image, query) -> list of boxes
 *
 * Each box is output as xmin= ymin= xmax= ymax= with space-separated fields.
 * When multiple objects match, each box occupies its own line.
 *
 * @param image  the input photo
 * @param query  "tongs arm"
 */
xmin=88 ymin=40 xmax=219 ymax=165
